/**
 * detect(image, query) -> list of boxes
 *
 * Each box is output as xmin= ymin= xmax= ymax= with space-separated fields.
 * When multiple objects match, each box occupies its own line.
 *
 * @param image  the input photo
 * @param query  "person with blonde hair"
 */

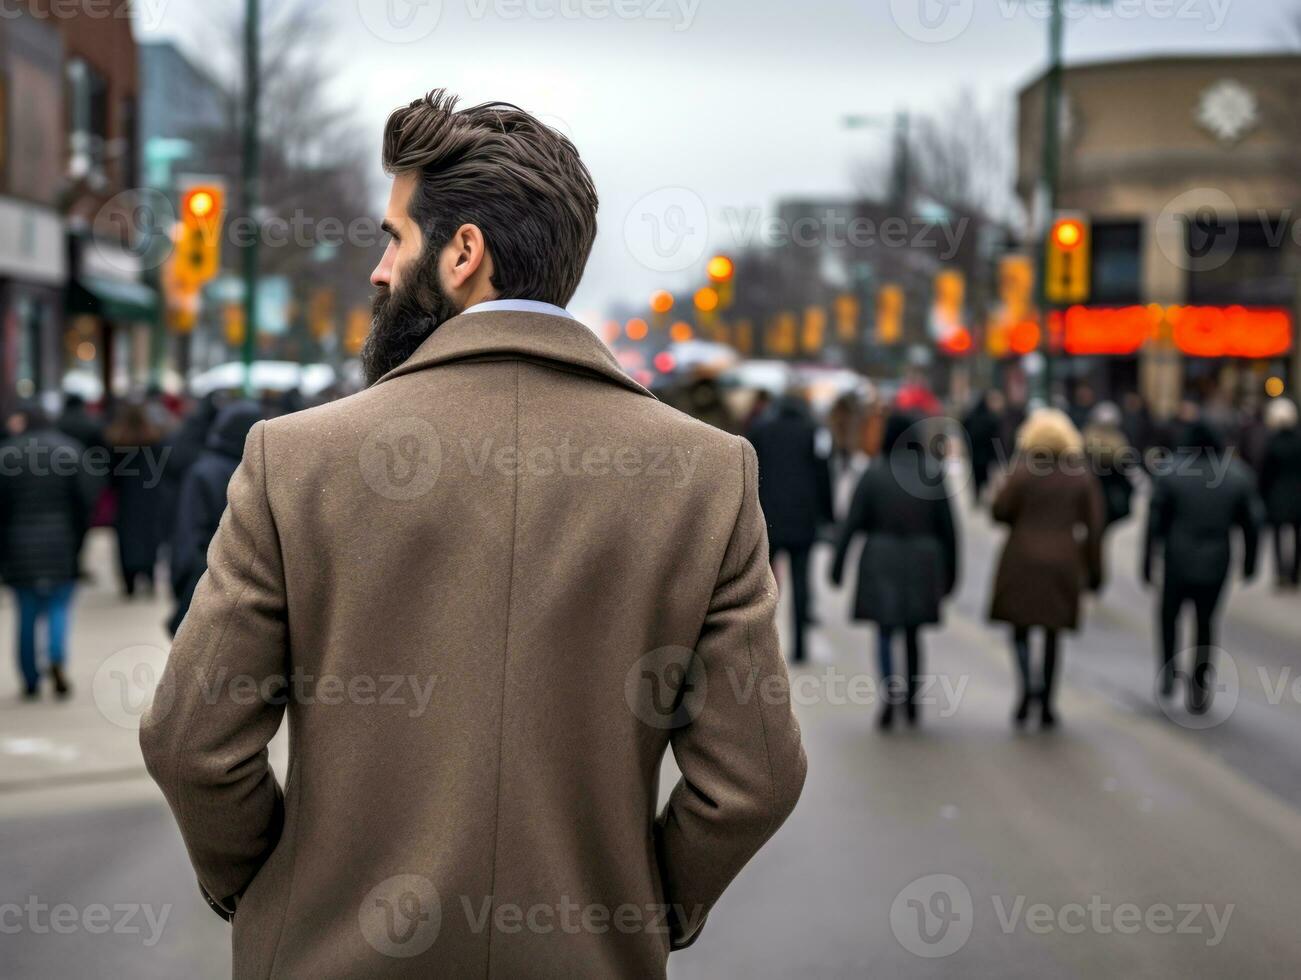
xmin=989 ymin=408 xmax=1105 ymax=729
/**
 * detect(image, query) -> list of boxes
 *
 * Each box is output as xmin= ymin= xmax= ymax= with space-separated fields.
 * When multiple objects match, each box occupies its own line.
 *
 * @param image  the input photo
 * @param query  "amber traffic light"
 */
xmin=1046 ymin=213 xmax=1091 ymax=305
xmin=706 ymin=255 xmax=734 ymax=283
xmin=176 ymin=183 xmax=227 ymax=288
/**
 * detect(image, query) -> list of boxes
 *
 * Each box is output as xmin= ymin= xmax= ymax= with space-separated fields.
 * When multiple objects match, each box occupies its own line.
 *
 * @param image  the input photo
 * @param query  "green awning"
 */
xmin=68 ymin=276 xmax=158 ymax=322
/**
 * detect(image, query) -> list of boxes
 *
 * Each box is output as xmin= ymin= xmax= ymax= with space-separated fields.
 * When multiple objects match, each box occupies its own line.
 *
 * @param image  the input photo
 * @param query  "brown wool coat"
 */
xmin=140 ymin=310 xmax=807 ymax=979
xmin=988 ymin=456 xmax=1106 ymax=632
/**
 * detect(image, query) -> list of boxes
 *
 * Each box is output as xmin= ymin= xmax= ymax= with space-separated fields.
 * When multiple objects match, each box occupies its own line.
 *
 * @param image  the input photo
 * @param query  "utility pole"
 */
xmin=1037 ymin=0 xmax=1066 ymax=397
xmin=241 ymin=0 xmax=261 ymax=396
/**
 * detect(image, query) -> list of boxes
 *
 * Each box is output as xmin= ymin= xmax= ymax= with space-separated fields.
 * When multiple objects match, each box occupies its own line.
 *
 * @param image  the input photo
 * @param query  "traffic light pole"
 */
xmin=1037 ymin=0 xmax=1065 ymax=400
xmin=241 ymin=0 xmax=260 ymax=396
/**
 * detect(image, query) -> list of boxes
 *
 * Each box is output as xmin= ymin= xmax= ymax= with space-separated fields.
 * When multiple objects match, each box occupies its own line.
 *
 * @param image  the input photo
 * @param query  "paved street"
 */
xmin=3 ymin=476 xmax=1301 ymax=978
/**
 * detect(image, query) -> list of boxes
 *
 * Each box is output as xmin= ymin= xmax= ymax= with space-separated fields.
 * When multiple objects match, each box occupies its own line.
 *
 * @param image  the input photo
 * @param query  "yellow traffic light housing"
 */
xmin=176 ymin=183 xmax=227 ymax=288
xmin=1046 ymin=213 xmax=1090 ymax=305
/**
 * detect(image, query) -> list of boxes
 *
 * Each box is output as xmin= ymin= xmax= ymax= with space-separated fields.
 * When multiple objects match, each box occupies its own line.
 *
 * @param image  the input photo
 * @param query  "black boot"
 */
xmin=1013 ymin=693 xmax=1031 ymax=729
xmin=877 ymin=702 xmax=895 ymax=731
xmin=50 ymin=666 xmax=72 ymax=700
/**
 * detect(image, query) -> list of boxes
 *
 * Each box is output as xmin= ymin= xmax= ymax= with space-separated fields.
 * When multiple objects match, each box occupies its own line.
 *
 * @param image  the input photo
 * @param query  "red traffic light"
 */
xmin=1051 ymin=218 xmax=1086 ymax=252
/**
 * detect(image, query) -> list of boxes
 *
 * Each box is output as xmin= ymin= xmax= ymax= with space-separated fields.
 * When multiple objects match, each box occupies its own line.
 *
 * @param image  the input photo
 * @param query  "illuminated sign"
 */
xmin=1048 ymin=305 xmax=1293 ymax=357
xmin=1167 ymin=306 xmax=1292 ymax=359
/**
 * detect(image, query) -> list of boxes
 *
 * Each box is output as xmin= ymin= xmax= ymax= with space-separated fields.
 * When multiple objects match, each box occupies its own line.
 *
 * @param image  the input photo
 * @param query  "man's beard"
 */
xmin=360 ymin=260 xmax=464 ymax=386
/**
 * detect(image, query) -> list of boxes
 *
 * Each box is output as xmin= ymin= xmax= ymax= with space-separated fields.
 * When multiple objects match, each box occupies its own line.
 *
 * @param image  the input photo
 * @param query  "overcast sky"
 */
xmin=139 ymin=0 xmax=1295 ymax=320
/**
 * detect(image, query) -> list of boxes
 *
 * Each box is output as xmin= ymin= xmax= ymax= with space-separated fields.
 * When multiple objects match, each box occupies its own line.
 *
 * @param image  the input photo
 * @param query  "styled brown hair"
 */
xmin=382 ymin=90 xmax=598 ymax=306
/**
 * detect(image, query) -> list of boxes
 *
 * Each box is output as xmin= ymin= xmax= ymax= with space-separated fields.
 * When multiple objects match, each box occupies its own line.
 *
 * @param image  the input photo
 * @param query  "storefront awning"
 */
xmin=68 ymin=275 xmax=158 ymax=323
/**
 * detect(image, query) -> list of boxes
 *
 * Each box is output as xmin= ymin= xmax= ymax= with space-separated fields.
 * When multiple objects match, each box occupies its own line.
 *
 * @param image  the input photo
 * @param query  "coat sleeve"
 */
xmin=1143 ymin=477 xmax=1171 ymax=583
xmin=936 ymin=492 xmax=959 ymax=596
xmin=829 ymin=469 xmax=871 ymax=587
xmin=140 ymin=421 xmax=288 ymax=916
xmin=1081 ymin=474 xmax=1106 ymax=591
xmin=655 ymin=438 xmax=807 ymax=950
xmin=990 ymin=462 xmax=1023 ymax=524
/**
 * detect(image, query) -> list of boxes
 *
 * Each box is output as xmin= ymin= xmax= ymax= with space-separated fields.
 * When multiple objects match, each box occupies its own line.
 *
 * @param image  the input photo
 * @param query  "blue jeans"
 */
xmin=14 ymin=583 xmax=75 ymax=691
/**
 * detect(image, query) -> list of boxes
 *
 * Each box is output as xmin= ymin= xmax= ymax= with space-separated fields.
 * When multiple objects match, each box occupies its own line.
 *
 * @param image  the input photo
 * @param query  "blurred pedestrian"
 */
xmin=1143 ymin=420 xmax=1261 ymax=714
xmin=158 ymin=393 xmax=221 ymax=584
xmin=1068 ymin=382 xmax=1097 ymax=431
xmin=168 ymin=402 xmax=263 ymax=635
xmin=748 ymin=388 xmax=834 ymax=663
xmin=989 ymin=409 xmax=1104 ymax=729
xmin=1259 ymin=398 xmax=1301 ymax=591
xmin=742 ymin=388 xmax=773 ymax=434
xmin=56 ymin=394 xmax=107 ymax=579
xmin=1083 ymin=401 xmax=1137 ymax=535
xmin=56 ymin=393 xmax=105 ymax=453
xmin=962 ymin=390 xmax=1004 ymax=506
xmin=0 ymin=402 xmax=96 ymax=700
xmin=105 ymin=402 xmax=165 ymax=598
xmin=1120 ymin=391 xmax=1153 ymax=467
xmin=826 ymin=391 xmax=862 ymax=477
xmin=830 ymin=413 xmax=958 ymax=728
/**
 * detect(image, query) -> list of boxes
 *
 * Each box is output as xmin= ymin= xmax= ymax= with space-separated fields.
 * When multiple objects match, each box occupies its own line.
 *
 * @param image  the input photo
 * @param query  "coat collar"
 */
xmin=375 ymin=309 xmax=655 ymax=400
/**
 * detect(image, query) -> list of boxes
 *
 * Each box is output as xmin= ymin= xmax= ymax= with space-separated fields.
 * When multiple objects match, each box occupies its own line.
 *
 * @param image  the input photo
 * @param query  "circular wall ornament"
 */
xmin=1196 ymin=80 xmax=1260 ymax=145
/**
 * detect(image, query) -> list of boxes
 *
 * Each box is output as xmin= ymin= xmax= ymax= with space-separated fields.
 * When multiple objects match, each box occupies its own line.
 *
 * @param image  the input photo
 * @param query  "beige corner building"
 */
xmin=1018 ymin=53 xmax=1301 ymax=415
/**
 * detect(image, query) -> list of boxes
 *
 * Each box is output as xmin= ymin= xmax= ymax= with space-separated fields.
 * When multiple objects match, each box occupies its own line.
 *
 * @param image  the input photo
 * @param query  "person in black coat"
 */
xmin=168 ymin=402 xmax=263 ymax=635
xmin=157 ymin=393 xmax=221 ymax=578
xmin=747 ymin=391 xmax=834 ymax=664
xmin=105 ymin=402 xmax=166 ymax=598
xmin=830 ymin=413 xmax=958 ymax=728
xmin=1144 ymin=419 xmax=1262 ymax=715
xmin=0 ymin=403 xmax=96 ymax=699
xmin=56 ymin=394 xmax=107 ymax=578
xmin=962 ymin=391 xmax=1003 ymax=506
xmin=1260 ymin=398 xmax=1301 ymax=589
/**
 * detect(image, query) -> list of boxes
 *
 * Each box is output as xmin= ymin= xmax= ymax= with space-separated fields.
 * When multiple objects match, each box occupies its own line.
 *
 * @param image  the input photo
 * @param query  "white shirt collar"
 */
xmin=462 ymin=299 xmax=575 ymax=320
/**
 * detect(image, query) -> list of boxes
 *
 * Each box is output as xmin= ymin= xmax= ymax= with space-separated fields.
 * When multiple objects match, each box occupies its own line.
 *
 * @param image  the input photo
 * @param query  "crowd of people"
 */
xmin=745 ymin=383 xmax=1301 ymax=731
xmin=0 ymin=388 xmax=305 ymax=700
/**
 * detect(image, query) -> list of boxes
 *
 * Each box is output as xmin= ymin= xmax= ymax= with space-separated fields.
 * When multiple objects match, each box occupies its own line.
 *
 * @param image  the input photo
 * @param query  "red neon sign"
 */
xmin=1048 ymin=305 xmax=1293 ymax=358
xmin=1167 ymin=306 xmax=1292 ymax=359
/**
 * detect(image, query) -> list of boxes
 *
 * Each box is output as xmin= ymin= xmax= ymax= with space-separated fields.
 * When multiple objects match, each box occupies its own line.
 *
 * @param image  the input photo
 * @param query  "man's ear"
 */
xmin=443 ymin=223 xmax=490 ymax=290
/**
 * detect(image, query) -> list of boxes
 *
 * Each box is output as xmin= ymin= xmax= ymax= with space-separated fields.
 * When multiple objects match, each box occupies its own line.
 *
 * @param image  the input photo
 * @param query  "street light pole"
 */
xmin=1037 ymin=0 xmax=1065 ymax=398
xmin=241 ymin=0 xmax=261 ymax=396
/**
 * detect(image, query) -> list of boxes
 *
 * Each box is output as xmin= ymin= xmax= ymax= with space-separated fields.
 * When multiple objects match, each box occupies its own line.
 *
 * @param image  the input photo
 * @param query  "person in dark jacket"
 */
xmin=1083 ymin=401 xmax=1136 ymax=535
xmin=830 ymin=413 xmax=958 ymax=728
xmin=962 ymin=390 xmax=1004 ymax=506
xmin=747 ymin=390 xmax=833 ymax=663
xmin=168 ymin=402 xmax=263 ymax=635
xmin=1260 ymin=398 xmax=1301 ymax=590
xmin=0 ymin=403 xmax=96 ymax=699
xmin=105 ymin=402 xmax=165 ymax=598
xmin=57 ymin=393 xmax=107 ymax=578
xmin=158 ymin=393 xmax=221 ymax=589
xmin=1144 ymin=420 xmax=1261 ymax=715
xmin=990 ymin=408 xmax=1105 ymax=730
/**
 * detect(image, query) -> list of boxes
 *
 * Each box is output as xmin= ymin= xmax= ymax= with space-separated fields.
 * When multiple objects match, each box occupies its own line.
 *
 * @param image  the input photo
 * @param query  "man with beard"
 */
xmin=141 ymin=90 xmax=805 ymax=978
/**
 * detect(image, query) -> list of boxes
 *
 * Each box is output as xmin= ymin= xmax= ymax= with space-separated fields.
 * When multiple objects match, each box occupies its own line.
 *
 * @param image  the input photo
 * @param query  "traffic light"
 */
xmin=706 ymin=255 xmax=734 ymax=311
xmin=802 ymin=306 xmax=826 ymax=354
xmin=877 ymin=285 xmax=904 ymax=345
xmin=988 ymin=255 xmax=1040 ymax=356
xmin=176 ymin=182 xmax=227 ymax=289
xmin=1046 ymin=213 xmax=1091 ymax=305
